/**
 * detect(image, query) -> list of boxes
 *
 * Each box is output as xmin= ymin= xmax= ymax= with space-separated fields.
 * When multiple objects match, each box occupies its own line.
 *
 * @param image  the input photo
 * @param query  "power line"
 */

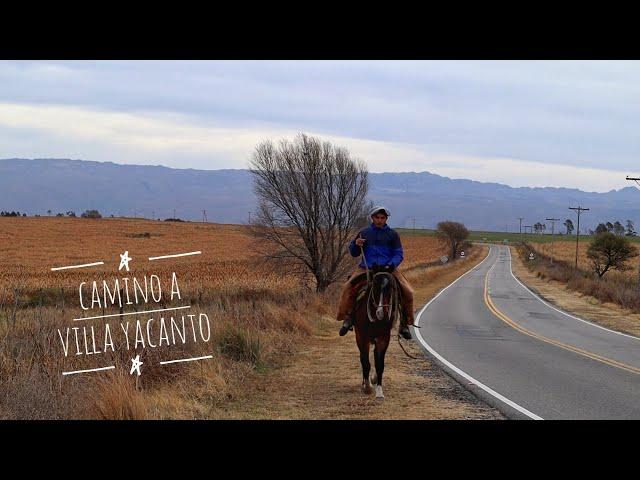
xmin=569 ymin=206 xmax=589 ymax=269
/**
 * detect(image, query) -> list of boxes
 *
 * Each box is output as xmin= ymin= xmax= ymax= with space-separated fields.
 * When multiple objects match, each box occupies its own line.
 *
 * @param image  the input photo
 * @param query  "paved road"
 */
xmin=413 ymin=244 xmax=640 ymax=419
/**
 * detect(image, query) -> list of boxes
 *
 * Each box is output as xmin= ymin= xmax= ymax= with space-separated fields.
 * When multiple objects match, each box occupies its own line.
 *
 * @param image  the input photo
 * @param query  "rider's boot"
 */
xmin=399 ymin=324 xmax=412 ymax=340
xmin=339 ymin=314 xmax=354 ymax=336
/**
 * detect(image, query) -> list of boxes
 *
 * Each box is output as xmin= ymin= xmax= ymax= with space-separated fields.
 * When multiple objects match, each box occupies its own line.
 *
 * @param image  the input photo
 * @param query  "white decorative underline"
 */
xmin=160 ymin=355 xmax=213 ymax=365
xmin=148 ymin=251 xmax=201 ymax=261
xmin=73 ymin=305 xmax=191 ymax=321
xmin=62 ymin=365 xmax=115 ymax=376
xmin=51 ymin=261 xmax=105 ymax=271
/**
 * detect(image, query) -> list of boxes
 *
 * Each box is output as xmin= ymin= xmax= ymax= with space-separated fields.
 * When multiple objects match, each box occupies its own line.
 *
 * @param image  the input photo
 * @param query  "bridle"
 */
xmin=366 ymin=271 xmax=399 ymax=324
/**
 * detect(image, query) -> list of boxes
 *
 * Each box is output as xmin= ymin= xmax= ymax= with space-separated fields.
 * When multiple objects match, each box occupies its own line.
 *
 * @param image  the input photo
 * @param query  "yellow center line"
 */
xmin=483 ymin=259 xmax=640 ymax=376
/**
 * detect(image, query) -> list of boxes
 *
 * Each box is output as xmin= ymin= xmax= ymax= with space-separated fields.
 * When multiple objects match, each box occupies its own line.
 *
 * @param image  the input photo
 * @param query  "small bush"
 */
xmin=81 ymin=209 xmax=102 ymax=219
xmin=215 ymin=324 xmax=262 ymax=366
xmin=88 ymin=372 xmax=148 ymax=420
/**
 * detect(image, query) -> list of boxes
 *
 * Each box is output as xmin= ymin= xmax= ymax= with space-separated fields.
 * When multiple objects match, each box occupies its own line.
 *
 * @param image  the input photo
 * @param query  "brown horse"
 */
xmin=352 ymin=267 xmax=401 ymax=400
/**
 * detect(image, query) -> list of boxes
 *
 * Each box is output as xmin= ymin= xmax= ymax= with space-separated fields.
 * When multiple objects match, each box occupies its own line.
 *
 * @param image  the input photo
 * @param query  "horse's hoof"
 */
xmin=370 ymin=373 xmax=378 ymax=385
xmin=375 ymin=385 xmax=384 ymax=400
xmin=362 ymin=383 xmax=373 ymax=395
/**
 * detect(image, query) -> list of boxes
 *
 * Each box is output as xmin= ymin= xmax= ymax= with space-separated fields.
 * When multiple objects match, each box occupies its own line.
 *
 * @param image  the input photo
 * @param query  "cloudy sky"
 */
xmin=1 ymin=60 xmax=639 ymax=192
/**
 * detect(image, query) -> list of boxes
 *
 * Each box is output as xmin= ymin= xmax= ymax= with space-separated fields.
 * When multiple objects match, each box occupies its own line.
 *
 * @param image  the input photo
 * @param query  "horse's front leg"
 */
xmin=373 ymin=334 xmax=390 ymax=400
xmin=355 ymin=328 xmax=372 ymax=394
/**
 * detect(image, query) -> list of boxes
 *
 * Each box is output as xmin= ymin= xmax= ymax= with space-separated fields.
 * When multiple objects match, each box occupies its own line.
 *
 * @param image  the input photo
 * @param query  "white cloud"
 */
xmin=3 ymin=60 xmax=640 ymax=173
xmin=0 ymin=101 xmax=632 ymax=192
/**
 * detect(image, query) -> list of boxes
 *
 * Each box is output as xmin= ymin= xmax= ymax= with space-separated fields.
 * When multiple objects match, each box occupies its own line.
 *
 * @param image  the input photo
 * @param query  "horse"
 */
xmin=351 ymin=266 xmax=402 ymax=400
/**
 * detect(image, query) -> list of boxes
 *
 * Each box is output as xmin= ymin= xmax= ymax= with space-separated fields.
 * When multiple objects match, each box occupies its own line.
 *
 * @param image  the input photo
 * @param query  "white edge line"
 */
xmin=148 ymin=251 xmax=201 ymax=260
xmin=160 ymin=355 xmax=213 ymax=365
xmin=413 ymin=246 xmax=544 ymax=420
xmin=506 ymin=246 xmax=640 ymax=341
xmin=62 ymin=365 xmax=115 ymax=375
xmin=73 ymin=305 xmax=191 ymax=321
xmin=51 ymin=261 xmax=105 ymax=271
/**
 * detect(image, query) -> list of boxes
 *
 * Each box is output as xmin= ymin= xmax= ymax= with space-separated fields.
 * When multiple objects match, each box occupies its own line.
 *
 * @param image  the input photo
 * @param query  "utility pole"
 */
xmin=545 ymin=217 xmax=560 ymax=264
xmin=625 ymin=175 xmax=640 ymax=186
xmin=202 ymin=210 xmax=208 ymax=223
xmin=412 ymin=217 xmax=416 ymax=234
xmin=524 ymin=225 xmax=532 ymax=244
xmin=518 ymin=217 xmax=524 ymax=245
xmin=248 ymin=211 xmax=252 ymax=224
xmin=569 ymin=206 xmax=589 ymax=270
xmin=173 ymin=208 xmax=176 ymax=220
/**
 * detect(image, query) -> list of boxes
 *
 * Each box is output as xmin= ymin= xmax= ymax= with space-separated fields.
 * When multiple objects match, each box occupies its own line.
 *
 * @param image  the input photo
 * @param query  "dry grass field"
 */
xmin=531 ymin=239 xmax=639 ymax=275
xmin=0 ymin=216 xmax=499 ymax=419
xmin=520 ymin=238 xmax=640 ymax=314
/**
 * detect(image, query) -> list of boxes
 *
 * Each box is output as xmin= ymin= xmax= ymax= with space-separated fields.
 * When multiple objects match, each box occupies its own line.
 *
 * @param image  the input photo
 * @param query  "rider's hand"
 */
xmin=355 ymin=235 xmax=366 ymax=247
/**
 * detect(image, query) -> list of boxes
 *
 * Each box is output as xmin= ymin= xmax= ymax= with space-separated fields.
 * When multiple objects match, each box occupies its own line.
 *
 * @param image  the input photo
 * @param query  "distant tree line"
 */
xmin=588 ymin=220 xmax=636 ymax=237
xmin=0 ymin=211 xmax=26 ymax=217
xmin=558 ymin=219 xmax=636 ymax=237
xmin=80 ymin=210 xmax=102 ymax=218
xmin=0 ymin=209 xmax=106 ymax=218
xmin=533 ymin=222 xmax=547 ymax=234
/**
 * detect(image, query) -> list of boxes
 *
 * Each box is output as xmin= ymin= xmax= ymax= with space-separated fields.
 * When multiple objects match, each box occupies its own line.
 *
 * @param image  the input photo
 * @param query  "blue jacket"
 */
xmin=349 ymin=223 xmax=404 ymax=269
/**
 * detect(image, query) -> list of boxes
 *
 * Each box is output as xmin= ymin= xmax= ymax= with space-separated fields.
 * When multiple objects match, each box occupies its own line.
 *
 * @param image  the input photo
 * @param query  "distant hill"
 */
xmin=1 ymin=158 xmax=639 ymax=232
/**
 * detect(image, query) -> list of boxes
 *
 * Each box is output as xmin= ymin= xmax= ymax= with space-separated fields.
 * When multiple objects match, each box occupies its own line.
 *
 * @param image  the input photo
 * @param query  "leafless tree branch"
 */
xmin=249 ymin=133 xmax=369 ymax=292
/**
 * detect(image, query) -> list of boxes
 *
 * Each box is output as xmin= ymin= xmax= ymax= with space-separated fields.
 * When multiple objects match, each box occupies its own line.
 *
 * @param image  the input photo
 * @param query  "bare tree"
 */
xmin=249 ymin=133 xmax=370 ymax=292
xmin=436 ymin=221 xmax=470 ymax=259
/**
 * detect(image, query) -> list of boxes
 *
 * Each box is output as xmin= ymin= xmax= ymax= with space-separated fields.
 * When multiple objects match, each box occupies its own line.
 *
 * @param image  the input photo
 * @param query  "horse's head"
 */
xmin=366 ymin=268 xmax=399 ymax=324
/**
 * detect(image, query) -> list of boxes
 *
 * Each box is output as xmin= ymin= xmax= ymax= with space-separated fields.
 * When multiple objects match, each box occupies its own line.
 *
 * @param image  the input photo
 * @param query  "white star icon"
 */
xmin=130 ymin=354 xmax=143 ymax=376
xmin=119 ymin=250 xmax=132 ymax=271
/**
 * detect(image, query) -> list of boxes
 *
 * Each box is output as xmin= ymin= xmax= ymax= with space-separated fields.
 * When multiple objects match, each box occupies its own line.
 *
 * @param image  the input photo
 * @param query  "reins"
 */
xmin=359 ymin=238 xmax=370 ymax=284
xmin=397 ymin=332 xmax=420 ymax=359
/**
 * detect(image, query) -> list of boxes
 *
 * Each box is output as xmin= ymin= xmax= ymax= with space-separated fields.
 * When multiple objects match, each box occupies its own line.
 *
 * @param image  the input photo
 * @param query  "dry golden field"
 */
xmin=529 ymin=238 xmax=640 ymax=278
xmin=0 ymin=217 xmax=446 ymax=297
xmin=521 ymin=238 xmax=640 ymax=314
xmin=0 ymin=216 xmax=452 ymax=419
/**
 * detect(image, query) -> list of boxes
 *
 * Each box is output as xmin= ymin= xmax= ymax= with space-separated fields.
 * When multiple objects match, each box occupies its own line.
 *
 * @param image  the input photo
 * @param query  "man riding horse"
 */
xmin=337 ymin=205 xmax=414 ymax=340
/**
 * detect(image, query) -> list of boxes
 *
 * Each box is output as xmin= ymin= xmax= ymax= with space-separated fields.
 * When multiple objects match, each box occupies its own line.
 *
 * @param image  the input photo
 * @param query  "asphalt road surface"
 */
xmin=413 ymin=245 xmax=640 ymax=420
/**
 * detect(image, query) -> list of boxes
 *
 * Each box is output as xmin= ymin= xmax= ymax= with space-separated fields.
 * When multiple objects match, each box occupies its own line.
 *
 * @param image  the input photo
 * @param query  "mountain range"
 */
xmin=1 ymin=158 xmax=639 ymax=232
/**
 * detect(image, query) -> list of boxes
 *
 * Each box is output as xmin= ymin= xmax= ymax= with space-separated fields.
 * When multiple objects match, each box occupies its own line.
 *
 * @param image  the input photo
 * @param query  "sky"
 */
xmin=1 ymin=60 xmax=639 ymax=192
